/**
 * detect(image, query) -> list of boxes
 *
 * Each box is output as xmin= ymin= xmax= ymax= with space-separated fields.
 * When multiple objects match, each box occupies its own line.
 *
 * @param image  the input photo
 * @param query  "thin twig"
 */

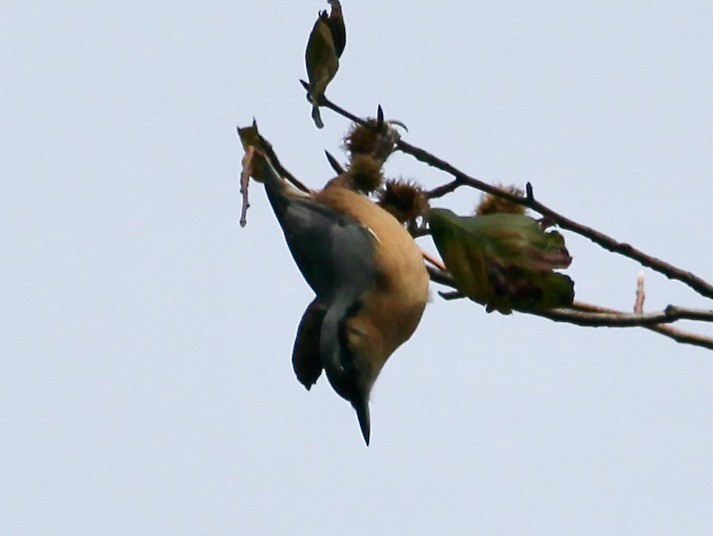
xmin=426 ymin=265 xmax=457 ymax=288
xmin=320 ymin=94 xmax=368 ymax=128
xmin=239 ymin=146 xmax=253 ymax=227
xmin=662 ymin=305 xmax=713 ymax=322
xmin=644 ymin=325 xmax=713 ymax=350
xmin=236 ymin=126 xmax=312 ymax=194
xmin=427 ymin=179 xmax=461 ymax=200
xmin=571 ymin=302 xmax=713 ymax=351
xmin=529 ymin=302 xmax=713 ymax=327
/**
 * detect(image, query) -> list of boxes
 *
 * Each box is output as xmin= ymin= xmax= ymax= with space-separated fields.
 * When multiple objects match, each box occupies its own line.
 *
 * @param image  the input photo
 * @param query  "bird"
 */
xmin=259 ymin=158 xmax=429 ymax=445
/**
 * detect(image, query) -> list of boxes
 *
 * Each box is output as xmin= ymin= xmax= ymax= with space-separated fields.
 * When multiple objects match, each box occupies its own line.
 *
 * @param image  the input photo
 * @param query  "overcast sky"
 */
xmin=3 ymin=1 xmax=713 ymax=534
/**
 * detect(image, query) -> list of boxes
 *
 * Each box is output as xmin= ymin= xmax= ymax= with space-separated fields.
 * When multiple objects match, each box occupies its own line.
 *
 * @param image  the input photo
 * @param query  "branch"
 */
xmin=570 ymin=302 xmax=713 ymax=351
xmin=319 ymin=97 xmax=713 ymax=301
xmin=404 ymin=138 xmax=713 ymax=301
xmin=239 ymin=146 xmax=253 ymax=227
xmin=317 ymin=97 xmax=713 ymax=350
xmin=530 ymin=302 xmax=713 ymax=327
xmin=521 ymin=182 xmax=713 ymax=301
xmin=427 ymin=179 xmax=460 ymax=200
xmin=425 ymin=263 xmax=713 ymax=350
xmin=426 ymin=265 xmax=457 ymax=287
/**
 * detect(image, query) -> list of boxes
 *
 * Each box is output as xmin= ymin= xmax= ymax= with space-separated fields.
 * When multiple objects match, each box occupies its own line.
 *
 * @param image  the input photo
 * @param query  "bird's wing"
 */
xmin=269 ymin=192 xmax=375 ymax=301
xmin=263 ymin=168 xmax=376 ymax=302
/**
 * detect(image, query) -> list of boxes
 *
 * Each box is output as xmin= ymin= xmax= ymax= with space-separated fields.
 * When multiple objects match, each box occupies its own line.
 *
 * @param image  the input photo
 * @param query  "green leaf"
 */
xmin=429 ymin=208 xmax=575 ymax=314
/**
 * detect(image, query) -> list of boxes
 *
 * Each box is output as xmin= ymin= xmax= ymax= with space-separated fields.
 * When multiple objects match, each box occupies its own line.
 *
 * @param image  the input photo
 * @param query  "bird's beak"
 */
xmin=353 ymin=396 xmax=371 ymax=446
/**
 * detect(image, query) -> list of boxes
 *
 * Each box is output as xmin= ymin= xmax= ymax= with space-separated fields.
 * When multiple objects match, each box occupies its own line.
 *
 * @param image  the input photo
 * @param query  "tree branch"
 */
xmin=401 ymin=137 xmax=713 ymax=301
xmin=530 ymin=302 xmax=713 ymax=327
xmin=426 ymin=264 xmax=713 ymax=350
xmin=314 ymin=96 xmax=713 ymax=351
xmin=570 ymin=302 xmax=713 ymax=351
xmin=319 ymin=96 xmax=713 ymax=301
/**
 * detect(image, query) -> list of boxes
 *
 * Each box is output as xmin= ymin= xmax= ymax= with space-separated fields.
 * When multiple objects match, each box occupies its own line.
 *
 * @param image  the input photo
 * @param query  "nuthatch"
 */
xmin=260 ymin=159 xmax=429 ymax=445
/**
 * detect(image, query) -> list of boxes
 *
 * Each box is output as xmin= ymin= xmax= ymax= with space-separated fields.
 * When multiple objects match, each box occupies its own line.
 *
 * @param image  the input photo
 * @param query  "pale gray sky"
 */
xmin=3 ymin=1 xmax=713 ymax=534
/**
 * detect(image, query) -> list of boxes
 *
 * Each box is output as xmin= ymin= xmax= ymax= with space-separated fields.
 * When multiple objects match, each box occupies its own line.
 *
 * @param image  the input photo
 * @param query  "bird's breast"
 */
xmin=316 ymin=186 xmax=429 ymax=365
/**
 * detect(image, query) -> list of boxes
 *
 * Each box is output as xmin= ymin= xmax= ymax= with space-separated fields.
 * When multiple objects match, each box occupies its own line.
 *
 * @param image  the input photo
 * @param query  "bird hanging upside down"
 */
xmin=259 ymin=159 xmax=429 ymax=445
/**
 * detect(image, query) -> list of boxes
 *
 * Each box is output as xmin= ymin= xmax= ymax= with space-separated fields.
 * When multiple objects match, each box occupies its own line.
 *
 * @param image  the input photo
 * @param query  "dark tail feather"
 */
xmin=292 ymin=299 xmax=326 ymax=389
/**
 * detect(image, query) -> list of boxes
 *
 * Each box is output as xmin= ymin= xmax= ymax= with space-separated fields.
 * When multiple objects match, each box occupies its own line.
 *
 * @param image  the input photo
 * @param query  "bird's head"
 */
xmin=324 ymin=356 xmax=373 ymax=445
xmin=322 ymin=327 xmax=384 ymax=447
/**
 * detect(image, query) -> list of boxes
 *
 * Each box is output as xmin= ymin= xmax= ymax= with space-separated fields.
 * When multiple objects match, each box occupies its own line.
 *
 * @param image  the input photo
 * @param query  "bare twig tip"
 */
xmin=634 ymin=270 xmax=645 ymax=313
xmin=324 ymin=150 xmax=346 ymax=174
xmin=525 ymin=182 xmax=534 ymax=200
xmin=376 ymin=105 xmax=384 ymax=129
